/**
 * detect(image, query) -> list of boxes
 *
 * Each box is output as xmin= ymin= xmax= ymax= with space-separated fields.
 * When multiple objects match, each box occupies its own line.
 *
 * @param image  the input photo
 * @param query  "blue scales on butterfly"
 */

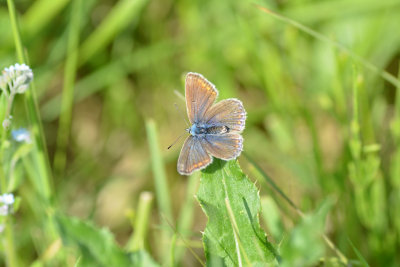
xmin=188 ymin=124 xmax=230 ymax=136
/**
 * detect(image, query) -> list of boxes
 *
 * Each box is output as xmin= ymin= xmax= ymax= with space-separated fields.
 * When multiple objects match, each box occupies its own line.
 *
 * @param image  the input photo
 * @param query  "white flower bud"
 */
xmin=2 ymin=117 xmax=12 ymax=130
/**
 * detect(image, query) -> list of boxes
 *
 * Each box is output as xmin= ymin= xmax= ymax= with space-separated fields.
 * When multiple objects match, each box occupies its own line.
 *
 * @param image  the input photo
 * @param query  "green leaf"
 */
xmin=56 ymin=215 xmax=159 ymax=267
xmin=279 ymin=199 xmax=333 ymax=267
xmin=348 ymin=238 xmax=370 ymax=267
xmin=196 ymin=159 xmax=276 ymax=266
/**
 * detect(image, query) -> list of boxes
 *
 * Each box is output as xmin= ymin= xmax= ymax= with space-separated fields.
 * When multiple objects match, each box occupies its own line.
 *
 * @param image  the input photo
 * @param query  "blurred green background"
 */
xmin=1 ymin=0 xmax=400 ymax=265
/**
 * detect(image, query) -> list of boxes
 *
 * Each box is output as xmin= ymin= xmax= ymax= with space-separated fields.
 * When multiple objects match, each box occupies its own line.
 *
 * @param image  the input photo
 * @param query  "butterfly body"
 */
xmin=188 ymin=123 xmax=230 ymax=136
xmin=177 ymin=72 xmax=246 ymax=175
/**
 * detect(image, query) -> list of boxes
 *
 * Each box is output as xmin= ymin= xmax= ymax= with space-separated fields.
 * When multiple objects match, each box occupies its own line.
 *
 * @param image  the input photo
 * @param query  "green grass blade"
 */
xmin=174 ymin=172 xmax=199 ymax=264
xmin=145 ymin=119 xmax=172 ymax=261
xmin=244 ymin=153 xmax=349 ymax=264
xmin=280 ymin=200 xmax=333 ymax=266
xmin=243 ymin=152 xmax=301 ymax=214
xmin=41 ymin=41 xmax=174 ymax=121
xmin=7 ymin=0 xmax=53 ymax=199
xmin=79 ymin=0 xmax=149 ymax=64
xmin=391 ymin=63 xmax=400 ymax=187
xmin=53 ymin=0 xmax=82 ymax=176
xmin=145 ymin=119 xmax=172 ymax=220
xmin=126 ymin=191 xmax=154 ymax=252
xmin=348 ymin=238 xmax=370 ymax=267
xmin=255 ymin=5 xmax=400 ymax=88
xmin=23 ymin=0 xmax=70 ymax=38
xmin=56 ymin=215 xmax=160 ymax=266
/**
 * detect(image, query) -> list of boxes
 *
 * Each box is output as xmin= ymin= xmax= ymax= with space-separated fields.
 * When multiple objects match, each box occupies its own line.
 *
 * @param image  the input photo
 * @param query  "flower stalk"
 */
xmin=0 ymin=63 xmax=32 ymax=267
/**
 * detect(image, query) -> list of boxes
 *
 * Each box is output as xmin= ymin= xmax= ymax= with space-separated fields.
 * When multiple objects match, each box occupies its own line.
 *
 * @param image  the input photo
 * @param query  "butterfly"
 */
xmin=177 ymin=72 xmax=246 ymax=175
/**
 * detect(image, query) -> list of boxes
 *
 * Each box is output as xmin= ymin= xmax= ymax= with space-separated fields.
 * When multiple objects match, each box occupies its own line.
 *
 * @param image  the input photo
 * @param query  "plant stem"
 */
xmin=7 ymin=0 xmax=53 ymax=199
xmin=126 ymin=191 xmax=154 ymax=251
xmin=255 ymin=4 xmax=400 ymax=89
xmin=4 ymin=1 xmax=55 ymax=266
xmin=174 ymin=172 xmax=199 ymax=264
xmin=244 ymin=152 xmax=349 ymax=265
xmin=53 ymin=0 xmax=82 ymax=176
xmin=145 ymin=119 xmax=172 ymax=261
xmin=2 ymin=218 xmax=18 ymax=267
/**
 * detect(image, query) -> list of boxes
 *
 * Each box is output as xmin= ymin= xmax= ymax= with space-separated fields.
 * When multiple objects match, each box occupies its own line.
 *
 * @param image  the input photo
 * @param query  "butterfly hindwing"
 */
xmin=203 ymin=98 xmax=246 ymax=132
xmin=178 ymin=135 xmax=212 ymax=175
xmin=201 ymin=133 xmax=243 ymax=160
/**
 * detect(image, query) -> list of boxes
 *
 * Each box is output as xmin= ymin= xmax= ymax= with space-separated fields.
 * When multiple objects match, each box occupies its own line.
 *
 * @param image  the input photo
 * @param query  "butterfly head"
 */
xmin=187 ymin=123 xmax=198 ymax=136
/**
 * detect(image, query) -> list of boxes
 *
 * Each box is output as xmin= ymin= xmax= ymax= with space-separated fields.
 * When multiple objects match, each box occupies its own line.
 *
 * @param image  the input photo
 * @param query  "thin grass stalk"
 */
xmin=79 ymin=0 xmax=148 ymax=64
xmin=169 ymin=234 xmax=177 ymax=267
xmin=5 ymin=1 xmax=56 ymax=265
xmin=395 ymin=62 xmax=400 ymax=129
xmin=53 ymin=0 xmax=82 ymax=176
xmin=255 ymin=5 xmax=400 ymax=89
xmin=145 ymin=119 xmax=172 ymax=261
xmin=126 ymin=191 xmax=154 ymax=251
xmin=3 ymin=1 xmax=24 ymax=266
xmin=243 ymin=152 xmax=349 ymax=264
xmin=162 ymin=213 xmax=205 ymax=267
xmin=174 ymin=172 xmax=199 ymax=264
xmin=2 ymin=218 xmax=18 ymax=267
xmin=7 ymin=0 xmax=53 ymax=198
xmin=391 ymin=63 xmax=400 ymax=181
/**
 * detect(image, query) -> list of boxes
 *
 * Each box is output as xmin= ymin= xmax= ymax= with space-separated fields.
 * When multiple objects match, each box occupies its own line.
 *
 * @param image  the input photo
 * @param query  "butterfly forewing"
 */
xmin=178 ymin=135 xmax=212 ymax=175
xmin=204 ymin=99 xmax=246 ymax=133
xmin=202 ymin=134 xmax=243 ymax=160
xmin=185 ymin=73 xmax=218 ymax=124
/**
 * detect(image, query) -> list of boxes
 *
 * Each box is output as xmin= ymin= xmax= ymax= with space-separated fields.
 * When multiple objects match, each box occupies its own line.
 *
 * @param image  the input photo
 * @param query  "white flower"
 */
xmin=12 ymin=128 xmax=31 ymax=143
xmin=15 ymin=84 xmax=29 ymax=94
xmin=0 ymin=193 xmax=15 ymax=216
xmin=0 ymin=193 xmax=14 ymax=205
xmin=0 ymin=193 xmax=15 ymax=205
xmin=2 ymin=117 xmax=12 ymax=130
xmin=1 ymin=63 xmax=33 ymax=94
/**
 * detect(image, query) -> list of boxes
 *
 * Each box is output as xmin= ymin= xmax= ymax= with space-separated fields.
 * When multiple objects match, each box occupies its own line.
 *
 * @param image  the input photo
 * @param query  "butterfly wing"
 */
xmin=185 ymin=72 xmax=218 ymax=124
xmin=202 ymin=133 xmax=243 ymax=160
xmin=204 ymin=98 xmax=246 ymax=132
xmin=178 ymin=135 xmax=212 ymax=175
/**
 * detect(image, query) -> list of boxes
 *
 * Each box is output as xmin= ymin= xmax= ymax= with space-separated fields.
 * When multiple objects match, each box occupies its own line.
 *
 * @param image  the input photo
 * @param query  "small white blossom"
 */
xmin=2 ymin=116 xmax=12 ymax=130
xmin=0 ymin=193 xmax=15 ymax=205
xmin=0 ymin=193 xmax=15 ymax=216
xmin=12 ymin=128 xmax=31 ymax=143
xmin=0 ymin=64 xmax=33 ymax=130
xmin=1 ymin=63 xmax=33 ymax=94
xmin=15 ymin=84 xmax=29 ymax=94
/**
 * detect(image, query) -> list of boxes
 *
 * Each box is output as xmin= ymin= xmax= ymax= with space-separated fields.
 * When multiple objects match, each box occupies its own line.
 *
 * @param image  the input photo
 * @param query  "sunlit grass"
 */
xmin=0 ymin=0 xmax=399 ymax=265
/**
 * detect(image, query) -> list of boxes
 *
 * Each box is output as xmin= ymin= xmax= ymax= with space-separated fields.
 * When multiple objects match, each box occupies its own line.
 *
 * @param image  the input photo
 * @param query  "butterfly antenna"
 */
xmin=174 ymin=103 xmax=190 ymax=127
xmin=167 ymin=132 xmax=186 ymax=150
xmin=173 ymin=89 xmax=185 ymax=102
